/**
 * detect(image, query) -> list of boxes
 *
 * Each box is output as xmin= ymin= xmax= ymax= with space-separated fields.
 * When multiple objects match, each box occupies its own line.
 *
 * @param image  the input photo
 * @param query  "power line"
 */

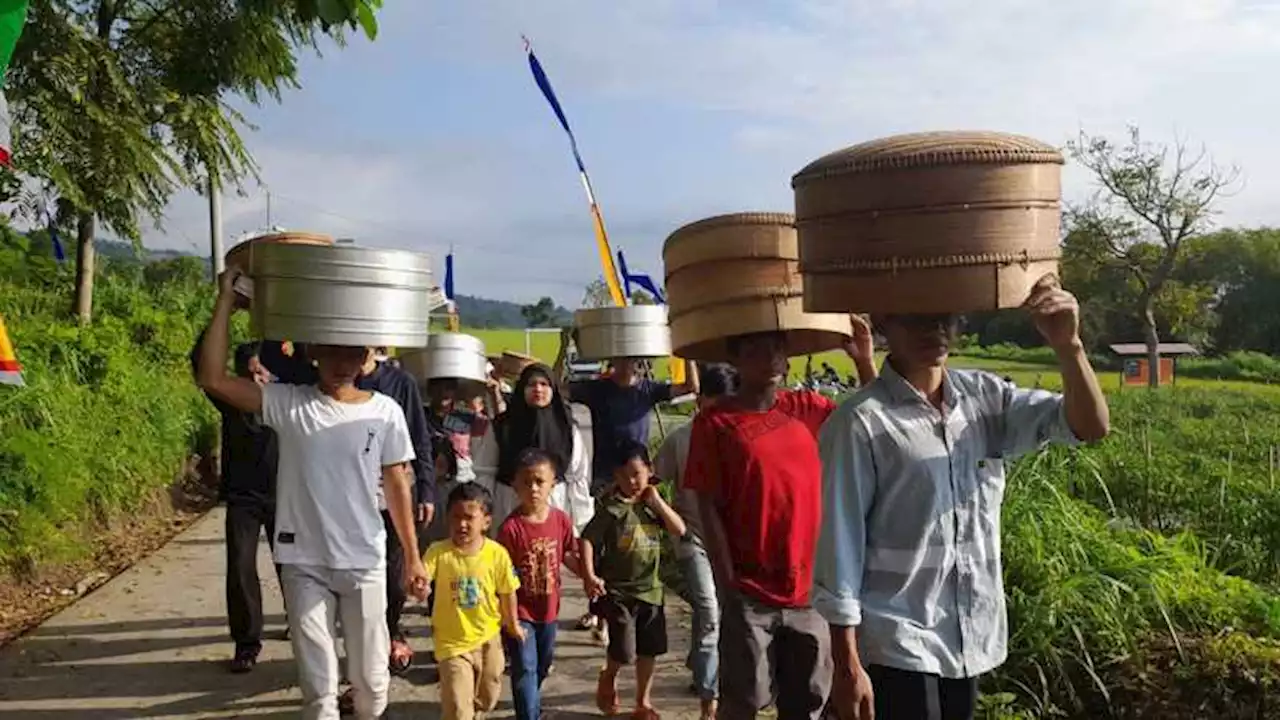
xmin=263 ymin=191 xmax=536 ymax=258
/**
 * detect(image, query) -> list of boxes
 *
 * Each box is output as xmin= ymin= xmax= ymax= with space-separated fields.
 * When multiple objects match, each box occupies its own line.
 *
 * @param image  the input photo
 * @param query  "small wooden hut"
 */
xmin=1108 ymin=342 xmax=1199 ymax=387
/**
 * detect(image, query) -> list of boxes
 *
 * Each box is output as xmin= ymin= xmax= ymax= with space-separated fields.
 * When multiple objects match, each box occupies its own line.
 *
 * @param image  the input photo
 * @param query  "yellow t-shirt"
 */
xmin=424 ymin=538 xmax=521 ymax=661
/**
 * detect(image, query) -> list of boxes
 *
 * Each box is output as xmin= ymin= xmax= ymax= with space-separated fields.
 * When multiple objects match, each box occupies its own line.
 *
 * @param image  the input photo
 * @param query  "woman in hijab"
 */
xmin=473 ymin=363 xmax=594 ymax=534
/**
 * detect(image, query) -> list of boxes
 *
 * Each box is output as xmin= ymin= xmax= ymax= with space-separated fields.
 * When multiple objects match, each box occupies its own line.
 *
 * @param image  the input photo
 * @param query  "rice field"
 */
xmin=460 ymin=326 xmax=1280 ymax=402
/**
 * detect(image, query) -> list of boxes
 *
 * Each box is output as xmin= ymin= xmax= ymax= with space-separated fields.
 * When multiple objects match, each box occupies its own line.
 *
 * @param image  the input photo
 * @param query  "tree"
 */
xmin=629 ymin=288 xmax=655 ymax=305
xmin=582 ymin=277 xmax=659 ymax=308
xmin=1066 ymin=127 xmax=1237 ymax=387
xmin=521 ymin=296 xmax=558 ymax=328
xmin=582 ymin=277 xmax=613 ymax=309
xmin=5 ymin=0 xmax=382 ymax=324
xmin=1197 ymin=228 xmax=1280 ymax=355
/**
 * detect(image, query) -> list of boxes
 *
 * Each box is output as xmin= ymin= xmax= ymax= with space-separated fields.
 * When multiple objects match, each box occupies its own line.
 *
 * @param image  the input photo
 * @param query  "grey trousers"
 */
xmin=717 ymin=588 xmax=833 ymax=720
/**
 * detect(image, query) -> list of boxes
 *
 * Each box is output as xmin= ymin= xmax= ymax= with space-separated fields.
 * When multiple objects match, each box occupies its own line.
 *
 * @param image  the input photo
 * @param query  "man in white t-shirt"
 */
xmin=198 ymin=268 xmax=428 ymax=720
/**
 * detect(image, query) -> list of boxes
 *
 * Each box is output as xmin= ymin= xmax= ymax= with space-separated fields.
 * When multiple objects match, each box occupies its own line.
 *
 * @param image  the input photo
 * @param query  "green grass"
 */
xmin=0 ymin=236 xmax=234 ymax=575
xmin=459 ymin=327 xmax=1066 ymax=387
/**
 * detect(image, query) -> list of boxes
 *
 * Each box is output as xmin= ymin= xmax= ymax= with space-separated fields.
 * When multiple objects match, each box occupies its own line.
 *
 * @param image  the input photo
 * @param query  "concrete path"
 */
xmin=0 ymin=508 xmax=705 ymax=719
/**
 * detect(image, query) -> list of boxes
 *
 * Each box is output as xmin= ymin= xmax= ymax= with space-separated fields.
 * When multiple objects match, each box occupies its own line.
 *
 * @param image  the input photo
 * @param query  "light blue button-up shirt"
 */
xmin=813 ymin=363 xmax=1078 ymax=678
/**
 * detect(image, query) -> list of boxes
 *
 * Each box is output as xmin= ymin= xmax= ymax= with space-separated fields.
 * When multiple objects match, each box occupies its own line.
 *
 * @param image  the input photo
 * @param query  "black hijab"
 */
xmin=495 ymin=363 xmax=574 ymax=486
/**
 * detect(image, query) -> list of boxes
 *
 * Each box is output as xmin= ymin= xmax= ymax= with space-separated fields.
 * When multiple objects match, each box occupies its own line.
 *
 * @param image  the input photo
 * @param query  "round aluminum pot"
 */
xmin=573 ymin=305 xmax=672 ymax=361
xmin=247 ymin=243 xmax=434 ymax=348
xmin=400 ymin=333 xmax=488 ymax=386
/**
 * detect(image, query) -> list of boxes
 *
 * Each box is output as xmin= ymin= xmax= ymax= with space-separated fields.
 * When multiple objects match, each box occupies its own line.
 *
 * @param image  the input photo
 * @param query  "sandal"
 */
xmin=389 ymin=639 xmax=414 ymax=676
xmin=595 ymin=670 xmax=621 ymax=716
xmin=631 ymin=707 xmax=661 ymax=720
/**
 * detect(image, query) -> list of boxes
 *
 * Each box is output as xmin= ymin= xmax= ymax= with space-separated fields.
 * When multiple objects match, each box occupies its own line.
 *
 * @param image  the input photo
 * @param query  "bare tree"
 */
xmin=1067 ymin=126 xmax=1238 ymax=388
xmin=581 ymin=277 xmax=613 ymax=309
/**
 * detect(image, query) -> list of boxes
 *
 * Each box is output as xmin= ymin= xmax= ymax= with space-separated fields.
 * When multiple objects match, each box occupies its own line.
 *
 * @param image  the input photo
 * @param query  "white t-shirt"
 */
xmin=262 ymin=384 xmax=415 ymax=569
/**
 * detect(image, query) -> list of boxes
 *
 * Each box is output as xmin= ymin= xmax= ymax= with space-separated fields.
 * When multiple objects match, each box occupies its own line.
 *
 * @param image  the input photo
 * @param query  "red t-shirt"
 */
xmin=683 ymin=390 xmax=837 ymax=608
xmin=497 ymin=508 xmax=579 ymax=623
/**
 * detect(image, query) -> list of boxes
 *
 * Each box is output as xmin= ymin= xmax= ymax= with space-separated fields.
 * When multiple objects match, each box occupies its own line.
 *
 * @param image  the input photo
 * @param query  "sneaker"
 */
xmin=229 ymin=646 xmax=258 ymax=674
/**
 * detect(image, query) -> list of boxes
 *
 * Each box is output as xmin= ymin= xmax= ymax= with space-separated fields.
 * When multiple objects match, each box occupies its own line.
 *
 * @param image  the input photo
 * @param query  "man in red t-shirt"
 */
xmin=684 ymin=318 xmax=876 ymax=719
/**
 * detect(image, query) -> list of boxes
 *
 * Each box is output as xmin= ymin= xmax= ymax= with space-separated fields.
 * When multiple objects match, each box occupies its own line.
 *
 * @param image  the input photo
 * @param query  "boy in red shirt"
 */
xmin=684 ymin=320 xmax=875 ymax=719
xmin=496 ymin=448 xmax=583 ymax=720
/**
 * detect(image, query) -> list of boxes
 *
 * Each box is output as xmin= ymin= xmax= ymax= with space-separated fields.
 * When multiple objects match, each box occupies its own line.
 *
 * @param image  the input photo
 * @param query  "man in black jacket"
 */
xmin=258 ymin=342 xmax=435 ymax=675
xmin=192 ymin=334 xmax=281 ymax=674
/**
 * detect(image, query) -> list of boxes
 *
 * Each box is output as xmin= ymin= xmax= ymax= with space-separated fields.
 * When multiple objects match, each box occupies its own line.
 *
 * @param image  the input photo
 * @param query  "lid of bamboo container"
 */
xmin=792 ymin=131 xmax=1064 ymax=314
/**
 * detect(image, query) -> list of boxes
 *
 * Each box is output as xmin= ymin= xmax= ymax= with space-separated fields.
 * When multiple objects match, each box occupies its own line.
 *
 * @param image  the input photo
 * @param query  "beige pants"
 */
xmin=438 ymin=634 xmax=504 ymax=720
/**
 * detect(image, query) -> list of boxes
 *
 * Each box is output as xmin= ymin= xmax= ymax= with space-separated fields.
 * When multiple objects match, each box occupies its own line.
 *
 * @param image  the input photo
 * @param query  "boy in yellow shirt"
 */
xmin=424 ymin=482 xmax=524 ymax=720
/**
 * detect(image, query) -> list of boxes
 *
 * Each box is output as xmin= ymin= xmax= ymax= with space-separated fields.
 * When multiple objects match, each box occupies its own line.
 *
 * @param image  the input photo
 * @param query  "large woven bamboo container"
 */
xmin=495 ymin=351 xmax=538 ymax=380
xmin=792 ymin=131 xmax=1064 ymax=315
xmin=663 ymin=212 xmax=853 ymax=362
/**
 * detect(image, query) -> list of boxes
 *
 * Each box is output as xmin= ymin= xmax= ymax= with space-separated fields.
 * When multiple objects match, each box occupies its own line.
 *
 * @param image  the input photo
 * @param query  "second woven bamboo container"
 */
xmin=792 ymin=130 xmax=1065 ymax=315
xmin=663 ymin=212 xmax=852 ymax=362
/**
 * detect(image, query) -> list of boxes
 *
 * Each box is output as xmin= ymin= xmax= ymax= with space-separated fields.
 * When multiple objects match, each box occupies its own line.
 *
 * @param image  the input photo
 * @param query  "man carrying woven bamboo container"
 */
xmin=814 ymin=281 xmax=1110 ymax=720
xmin=198 ymin=268 xmax=429 ymax=720
xmin=682 ymin=317 xmax=877 ymax=720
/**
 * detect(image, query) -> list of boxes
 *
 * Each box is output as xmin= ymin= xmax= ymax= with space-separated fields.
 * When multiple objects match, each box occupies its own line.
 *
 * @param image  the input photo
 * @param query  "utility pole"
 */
xmin=208 ymin=174 xmax=224 ymax=279
xmin=266 ymin=190 xmax=272 ymax=228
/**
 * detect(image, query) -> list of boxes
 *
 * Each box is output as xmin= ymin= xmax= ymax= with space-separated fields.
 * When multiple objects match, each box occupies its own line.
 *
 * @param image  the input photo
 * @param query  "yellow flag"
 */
xmin=669 ymin=356 xmax=686 ymax=384
xmin=0 ymin=314 xmax=25 ymax=386
xmin=590 ymin=205 xmax=626 ymax=307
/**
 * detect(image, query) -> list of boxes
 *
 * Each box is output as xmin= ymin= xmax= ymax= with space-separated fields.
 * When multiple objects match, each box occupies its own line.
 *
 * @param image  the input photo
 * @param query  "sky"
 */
xmin=148 ymin=0 xmax=1280 ymax=307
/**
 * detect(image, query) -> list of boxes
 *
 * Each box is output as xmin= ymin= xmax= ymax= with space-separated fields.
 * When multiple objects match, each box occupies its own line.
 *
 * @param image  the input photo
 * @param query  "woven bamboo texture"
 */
xmin=792 ymin=131 xmax=1064 ymax=314
xmin=663 ymin=212 xmax=852 ymax=362
xmin=224 ymin=231 xmax=335 ymax=273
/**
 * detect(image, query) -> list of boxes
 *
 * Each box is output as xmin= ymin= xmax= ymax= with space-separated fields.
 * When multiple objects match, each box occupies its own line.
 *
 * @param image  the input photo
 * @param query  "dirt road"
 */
xmin=0 ymin=507 xmax=705 ymax=719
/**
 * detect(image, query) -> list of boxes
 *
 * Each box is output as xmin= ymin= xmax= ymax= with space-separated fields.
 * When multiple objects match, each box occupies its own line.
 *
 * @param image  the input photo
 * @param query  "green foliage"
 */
xmin=0 ymin=225 xmax=239 ymax=574
xmin=1180 ymin=352 xmax=1280 ymax=384
xmin=520 ymin=296 xmax=562 ymax=328
xmin=278 ymin=0 xmax=383 ymax=39
xmin=2 ymin=0 xmax=383 ymax=320
xmin=959 ymin=387 xmax=1280 ymax=717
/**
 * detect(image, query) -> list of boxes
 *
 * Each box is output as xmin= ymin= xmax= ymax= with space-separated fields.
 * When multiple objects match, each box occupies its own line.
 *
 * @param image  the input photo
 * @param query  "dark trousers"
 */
xmin=867 ymin=665 xmax=978 ymax=720
xmin=225 ymin=502 xmax=279 ymax=651
xmin=504 ymin=620 xmax=558 ymax=720
xmin=381 ymin=510 xmax=407 ymax=641
xmin=717 ymin=589 xmax=833 ymax=720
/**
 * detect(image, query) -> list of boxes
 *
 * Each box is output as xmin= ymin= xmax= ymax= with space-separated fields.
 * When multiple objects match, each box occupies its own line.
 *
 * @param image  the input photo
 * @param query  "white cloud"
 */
xmin=148 ymin=0 xmax=1280 ymax=305
xmin=431 ymin=0 xmax=1280 ymax=215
